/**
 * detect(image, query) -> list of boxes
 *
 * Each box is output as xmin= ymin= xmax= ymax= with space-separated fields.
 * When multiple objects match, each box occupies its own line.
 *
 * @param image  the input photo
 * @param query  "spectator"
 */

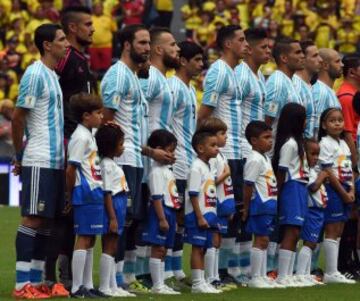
xmin=153 ymin=0 xmax=174 ymax=28
xmin=336 ymin=16 xmax=359 ymax=55
xmin=89 ymin=1 xmax=117 ymax=75
xmin=181 ymin=0 xmax=201 ymax=39
xmin=0 ymin=99 xmax=14 ymax=162
xmin=121 ymin=0 xmax=145 ymax=26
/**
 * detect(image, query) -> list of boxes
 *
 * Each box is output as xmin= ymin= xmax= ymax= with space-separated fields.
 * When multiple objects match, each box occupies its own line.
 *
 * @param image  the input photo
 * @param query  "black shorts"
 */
xmin=21 ymin=166 xmax=65 ymax=218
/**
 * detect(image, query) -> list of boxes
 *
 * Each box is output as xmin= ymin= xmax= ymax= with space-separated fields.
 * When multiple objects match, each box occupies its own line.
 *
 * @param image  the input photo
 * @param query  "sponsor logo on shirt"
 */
xmin=168 ymin=179 xmax=181 ymax=209
xmin=338 ymin=155 xmax=352 ymax=184
xmin=223 ymin=176 xmax=234 ymax=196
xmin=265 ymin=170 xmax=277 ymax=197
xmin=204 ymin=179 xmax=217 ymax=208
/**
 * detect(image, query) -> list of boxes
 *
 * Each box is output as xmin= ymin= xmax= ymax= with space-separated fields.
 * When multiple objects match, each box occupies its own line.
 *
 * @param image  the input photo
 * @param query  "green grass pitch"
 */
xmin=1 ymin=206 xmax=360 ymax=300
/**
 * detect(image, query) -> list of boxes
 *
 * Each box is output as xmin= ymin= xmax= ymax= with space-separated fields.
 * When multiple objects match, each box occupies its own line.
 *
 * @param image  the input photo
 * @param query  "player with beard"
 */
xmin=293 ymin=40 xmax=323 ymax=139
xmin=101 ymin=24 xmax=174 ymax=294
xmin=43 ymin=6 xmax=96 ymax=292
xmin=138 ymin=26 xmax=180 ymax=287
xmin=141 ymin=27 xmax=180 ymax=133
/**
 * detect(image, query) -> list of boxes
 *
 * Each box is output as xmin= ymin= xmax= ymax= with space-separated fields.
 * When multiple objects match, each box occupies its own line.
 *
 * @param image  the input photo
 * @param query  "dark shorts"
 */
xmin=21 ymin=166 xmax=65 ymax=218
xmin=122 ymin=165 xmax=144 ymax=220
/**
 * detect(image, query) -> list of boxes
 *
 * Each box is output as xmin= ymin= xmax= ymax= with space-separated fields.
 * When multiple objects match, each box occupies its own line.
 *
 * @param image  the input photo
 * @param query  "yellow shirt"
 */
xmin=25 ymin=18 xmax=51 ymax=39
xmin=194 ymin=23 xmax=216 ymax=46
xmin=154 ymin=0 xmax=173 ymax=12
xmin=281 ymin=19 xmax=294 ymax=37
xmin=337 ymin=28 xmax=358 ymax=53
xmin=21 ymin=52 xmax=40 ymax=70
xmin=202 ymin=1 xmax=215 ymax=12
xmin=314 ymin=24 xmax=335 ymax=48
xmin=91 ymin=15 xmax=117 ymax=48
xmin=236 ymin=3 xmax=250 ymax=29
xmin=104 ymin=0 xmax=118 ymax=17
xmin=181 ymin=4 xmax=201 ymax=30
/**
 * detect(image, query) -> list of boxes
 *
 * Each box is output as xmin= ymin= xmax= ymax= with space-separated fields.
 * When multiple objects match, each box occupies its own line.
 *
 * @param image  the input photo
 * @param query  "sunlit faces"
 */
xmin=85 ymin=108 xmax=103 ymax=128
xmin=73 ymin=12 xmax=94 ymax=46
xmin=230 ymin=29 xmax=249 ymax=60
xmin=181 ymin=53 xmax=204 ymax=78
xmin=321 ymin=109 xmax=344 ymax=138
xmin=328 ymin=51 xmax=344 ymax=80
xmin=287 ymin=42 xmax=305 ymax=71
xmin=250 ymin=130 xmax=273 ymax=153
xmin=158 ymin=32 xmax=180 ymax=69
xmin=248 ymin=38 xmax=271 ymax=65
xmin=304 ymin=45 xmax=323 ymax=75
xmin=129 ymin=29 xmax=151 ymax=64
xmin=196 ymin=136 xmax=219 ymax=160
xmin=47 ymin=29 xmax=69 ymax=60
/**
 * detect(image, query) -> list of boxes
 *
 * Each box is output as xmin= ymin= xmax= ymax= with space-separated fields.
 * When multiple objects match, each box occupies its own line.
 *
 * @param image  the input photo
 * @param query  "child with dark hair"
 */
xmin=242 ymin=121 xmax=279 ymax=288
xmin=295 ymin=139 xmax=327 ymax=286
xmin=272 ymin=103 xmax=309 ymax=287
xmin=141 ymin=129 xmax=181 ymax=295
xmin=185 ymin=130 xmax=221 ymax=293
xmin=66 ymin=93 xmax=104 ymax=297
xmin=95 ymin=123 xmax=135 ymax=297
xmin=197 ymin=117 xmax=235 ymax=289
xmin=318 ymin=108 xmax=355 ymax=284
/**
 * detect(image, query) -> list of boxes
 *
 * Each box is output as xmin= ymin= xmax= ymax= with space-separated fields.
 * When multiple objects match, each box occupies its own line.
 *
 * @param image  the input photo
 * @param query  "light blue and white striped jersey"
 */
xmin=140 ymin=66 xmax=173 ymax=132
xmin=264 ymin=70 xmax=302 ymax=134
xmin=16 ymin=60 xmax=64 ymax=169
xmin=292 ymin=74 xmax=316 ymax=138
xmin=202 ymin=59 xmax=242 ymax=160
xmin=312 ymin=80 xmax=341 ymax=134
xmin=168 ymin=75 xmax=197 ymax=180
xmin=101 ymin=60 xmax=143 ymax=168
xmin=235 ymin=62 xmax=266 ymax=159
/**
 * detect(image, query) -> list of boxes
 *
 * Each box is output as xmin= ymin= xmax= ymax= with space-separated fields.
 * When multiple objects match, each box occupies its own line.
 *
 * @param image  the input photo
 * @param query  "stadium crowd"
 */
xmin=2 ymin=0 xmax=360 ymax=300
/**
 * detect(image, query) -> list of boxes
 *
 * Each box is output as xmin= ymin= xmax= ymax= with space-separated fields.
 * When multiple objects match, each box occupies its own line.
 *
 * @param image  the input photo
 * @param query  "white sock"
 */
xmin=277 ymin=249 xmax=293 ymax=280
xmin=83 ymin=248 xmax=94 ymax=289
xmin=30 ymin=259 xmax=45 ymax=286
xmin=250 ymin=248 xmax=263 ymax=279
xmin=110 ymin=261 xmax=118 ymax=290
xmin=305 ymin=254 xmax=311 ymax=275
xmin=173 ymin=250 xmax=186 ymax=280
xmin=288 ymin=251 xmax=296 ymax=276
xmin=71 ymin=250 xmax=87 ymax=293
xmin=205 ymin=247 xmax=216 ymax=283
xmin=324 ymin=239 xmax=338 ymax=275
xmin=164 ymin=249 xmax=174 ymax=279
xmin=191 ymin=269 xmax=202 ymax=286
xmin=228 ymin=242 xmax=241 ymax=277
xmin=124 ymin=250 xmax=137 ymax=284
xmin=261 ymin=250 xmax=267 ymax=277
xmin=214 ymin=248 xmax=220 ymax=281
xmin=149 ymin=258 xmax=162 ymax=289
xmin=116 ymin=260 xmax=124 ymax=274
xmin=296 ymin=246 xmax=312 ymax=276
xmin=99 ymin=253 xmax=113 ymax=292
xmin=161 ymin=261 xmax=165 ymax=285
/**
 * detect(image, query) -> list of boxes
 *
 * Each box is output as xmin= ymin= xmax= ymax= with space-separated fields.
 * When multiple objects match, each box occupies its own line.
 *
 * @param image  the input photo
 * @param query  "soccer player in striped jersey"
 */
xmin=141 ymin=27 xmax=180 ymax=132
xmin=234 ymin=28 xmax=270 ymax=283
xmin=312 ymin=48 xmax=343 ymax=136
xmin=12 ymin=24 xmax=69 ymax=299
xmin=198 ymin=25 xmax=248 ymax=285
xmin=168 ymin=41 xmax=204 ymax=285
xmin=101 ymin=24 xmax=151 ymax=293
xmin=264 ymin=38 xmax=304 ymax=139
xmin=293 ymin=40 xmax=323 ymax=139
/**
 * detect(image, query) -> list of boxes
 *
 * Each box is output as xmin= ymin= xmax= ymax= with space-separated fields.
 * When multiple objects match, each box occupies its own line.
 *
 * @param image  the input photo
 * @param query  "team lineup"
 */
xmin=9 ymin=5 xmax=360 ymax=299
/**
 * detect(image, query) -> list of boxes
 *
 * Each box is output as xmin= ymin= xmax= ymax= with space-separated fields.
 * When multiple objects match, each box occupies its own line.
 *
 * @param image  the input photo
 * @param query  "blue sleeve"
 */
xmin=202 ymin=63 xmax=226 ymax=108
xmin=101 ymin=66 xmax=128 ymax=111
xmin=17 ymin=67 xmax=43 ymax=109
xmin=264 ymin=75 xmax=284 ymax=118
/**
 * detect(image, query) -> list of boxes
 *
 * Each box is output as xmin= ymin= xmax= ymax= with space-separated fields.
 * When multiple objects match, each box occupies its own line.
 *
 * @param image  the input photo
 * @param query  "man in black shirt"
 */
xmin=44 ymin=6 xmax=96 ymax=294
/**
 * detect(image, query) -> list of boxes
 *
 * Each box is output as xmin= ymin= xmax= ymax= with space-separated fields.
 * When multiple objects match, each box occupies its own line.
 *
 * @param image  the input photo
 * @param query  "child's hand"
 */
xmin=197 ymin=217 xmax=209 ymax=229
xmin=159 ymin=218 xmax=169 ymax=232
xmin=109 ymin=218 xmax=118 ymax=234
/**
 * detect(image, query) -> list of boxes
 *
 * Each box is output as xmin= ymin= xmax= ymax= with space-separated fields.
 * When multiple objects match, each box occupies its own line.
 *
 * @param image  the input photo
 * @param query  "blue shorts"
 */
xmin=74 ymin=203 xmax=104 ymax=235
xmin=21 ymin=166 xmax=65 ymax=218
xmin=301 ymin=207 xmax=324 ymax=243
xmin=142 ymin=205 xmax=177 ymax=248
xmin=246 ymin=214 xmax=275 ymax=236
xmin=324 ymin=184 xmax=351 ymax=224
xmin=218 ymin=216 xmax=229 ymax=234
xmin=103 ymin=193 xmax=127 ymax=235
xmin=184 ymin=226 xmax=213 ymax=248
xmin=279 ymin=180 xmax=308 ymax=226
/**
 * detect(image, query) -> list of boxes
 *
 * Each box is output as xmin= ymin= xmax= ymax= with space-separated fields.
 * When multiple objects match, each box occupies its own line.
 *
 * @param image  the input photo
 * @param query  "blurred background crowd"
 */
xmin=1 ymin=0 xmax=360 ymax=162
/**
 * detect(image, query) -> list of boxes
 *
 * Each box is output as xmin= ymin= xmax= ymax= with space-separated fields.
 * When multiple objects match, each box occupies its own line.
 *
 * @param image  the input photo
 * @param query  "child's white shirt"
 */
xmin=307 ymin=167 xmax=328 ymax=208
xmin=278 ymin=137 xmax=309 ymax=183
xmin=101 ymin=157 xmax=129 ymax=196
xmin=149 ymin=161 xmax=180 ymax=209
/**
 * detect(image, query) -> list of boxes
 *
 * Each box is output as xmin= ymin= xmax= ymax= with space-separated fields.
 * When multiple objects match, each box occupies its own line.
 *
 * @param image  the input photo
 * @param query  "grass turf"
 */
xmin=1 ymin=206 xmax=360 ymax=300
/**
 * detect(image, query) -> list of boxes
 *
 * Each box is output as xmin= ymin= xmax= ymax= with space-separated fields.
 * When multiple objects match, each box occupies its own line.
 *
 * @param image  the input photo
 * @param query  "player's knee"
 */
xmin=21 ymin=216 xmax=45 ymax=229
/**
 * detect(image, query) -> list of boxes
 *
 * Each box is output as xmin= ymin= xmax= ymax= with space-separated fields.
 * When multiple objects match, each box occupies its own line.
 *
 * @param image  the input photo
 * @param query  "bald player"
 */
xmin=312 ymin=48 xmax=343 ymax=135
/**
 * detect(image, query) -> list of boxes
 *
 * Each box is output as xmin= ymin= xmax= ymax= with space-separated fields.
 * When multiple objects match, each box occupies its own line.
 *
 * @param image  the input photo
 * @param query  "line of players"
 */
xmin=11 ymin=16 xmax=359 ymax=299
